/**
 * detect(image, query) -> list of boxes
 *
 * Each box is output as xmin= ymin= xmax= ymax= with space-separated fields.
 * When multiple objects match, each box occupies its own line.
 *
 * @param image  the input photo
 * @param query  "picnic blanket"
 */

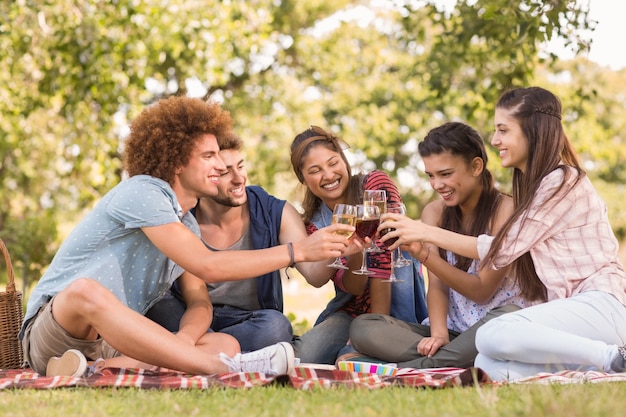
xmin=0 ymin=366 xmax=488 ymax=390
xmin=2 ymin=366 xmax=626 ymax=390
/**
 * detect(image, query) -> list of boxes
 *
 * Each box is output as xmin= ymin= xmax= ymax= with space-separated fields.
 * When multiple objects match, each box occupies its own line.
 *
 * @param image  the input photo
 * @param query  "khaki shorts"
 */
xmin=22 ymin=296 xmax=120 ymax=375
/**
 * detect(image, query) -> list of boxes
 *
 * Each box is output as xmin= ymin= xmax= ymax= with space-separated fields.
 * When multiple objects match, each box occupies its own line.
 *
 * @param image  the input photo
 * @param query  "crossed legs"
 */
xmin=24 ymin=278 xmax=239 ymax=375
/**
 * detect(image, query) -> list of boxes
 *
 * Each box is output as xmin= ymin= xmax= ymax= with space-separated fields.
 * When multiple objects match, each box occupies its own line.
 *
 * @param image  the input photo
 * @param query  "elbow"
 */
xmin=302 ymin=274 xmax=330 ymax=288
xmin=193 ymin=265 xmax=221 ymax=283
xmin=471 ymin=288 xmax=499 ymax=305
xmin=307 ymin=280 xmax=327 ymax=288
xmin=473 ymin=295 xmax=492 ymax=305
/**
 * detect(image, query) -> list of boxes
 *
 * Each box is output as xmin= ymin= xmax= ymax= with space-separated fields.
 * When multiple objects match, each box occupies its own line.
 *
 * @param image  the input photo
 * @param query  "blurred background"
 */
xmin=1 ymin=1 xmax=624 ymax=325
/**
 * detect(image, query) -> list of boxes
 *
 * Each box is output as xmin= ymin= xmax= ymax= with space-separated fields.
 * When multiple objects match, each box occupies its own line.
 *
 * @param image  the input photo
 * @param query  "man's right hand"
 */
xmin=294 ymin=223 xmax=356 ymax=263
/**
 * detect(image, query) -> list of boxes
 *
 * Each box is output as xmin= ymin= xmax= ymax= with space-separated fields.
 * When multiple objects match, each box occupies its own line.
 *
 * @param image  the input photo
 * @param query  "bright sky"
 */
xmin=434 ymin=0 xmax=625 ymax=70
xmin=524 ymin=0 xmax=625 ymax=70
xmin=585 ymin=0 xmax=625 ymax=70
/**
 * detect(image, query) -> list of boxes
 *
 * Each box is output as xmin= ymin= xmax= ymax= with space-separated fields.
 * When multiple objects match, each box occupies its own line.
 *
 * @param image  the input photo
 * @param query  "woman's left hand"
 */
xmin=417 ymin=336 xmax=449 ymax=357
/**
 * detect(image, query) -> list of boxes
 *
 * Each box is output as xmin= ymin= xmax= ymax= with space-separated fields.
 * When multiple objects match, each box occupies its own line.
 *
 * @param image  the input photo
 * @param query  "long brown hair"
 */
xmin=418 ymin=122 xmax=502 ymax=272
xmin=290 ymin=126 xmax=362 ymax=222
xmin=484 ymin=87 xmax=584 ymax=302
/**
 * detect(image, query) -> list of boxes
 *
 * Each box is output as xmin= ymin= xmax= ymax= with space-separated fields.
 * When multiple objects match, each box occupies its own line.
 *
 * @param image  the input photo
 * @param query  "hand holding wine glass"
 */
xmin=327 ymin=204 xmax=357 ymax=269
xmin=379 ymin=202 xmax=406 ymax=282
xmin=352 ymin=204 xmax=380 ymax=275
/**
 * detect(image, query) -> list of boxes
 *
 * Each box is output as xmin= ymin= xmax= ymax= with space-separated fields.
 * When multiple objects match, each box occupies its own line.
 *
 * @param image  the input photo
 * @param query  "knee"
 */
xmin=475 ymin=316 xmax=514 ymax=356
xmin=353 ymin=313 xmax=387 ymax=327
xmin=219 ymin=333 xmax=240 ymax=356
xmin=349 ymin=314 xmax=387 ymax=349
xmin=201 ymin=332 xmax=240 ymax=357
xmin=63 ymin=278 xmax=115 ymax=312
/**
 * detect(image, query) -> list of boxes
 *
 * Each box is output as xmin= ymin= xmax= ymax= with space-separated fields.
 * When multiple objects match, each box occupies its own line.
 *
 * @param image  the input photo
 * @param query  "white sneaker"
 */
xmin=219 ymin=342 xmax=295 ymax=375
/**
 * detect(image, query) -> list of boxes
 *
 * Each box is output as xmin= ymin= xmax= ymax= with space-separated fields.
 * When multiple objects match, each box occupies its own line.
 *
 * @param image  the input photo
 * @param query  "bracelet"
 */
xmin=287 ymin=242 xmax=296 ymax=268
xmin=421 ymin=245 xmax=430 ymax=264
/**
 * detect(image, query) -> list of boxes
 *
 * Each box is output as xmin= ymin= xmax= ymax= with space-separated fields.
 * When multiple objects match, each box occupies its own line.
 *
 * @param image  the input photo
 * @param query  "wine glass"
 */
xmin=327 ymin=204 xmax=357 ymax=269
xmin=379 ymin=202 xmax=405 ymax=282
xmin=363 ymin=190 xmax=386 ymax=253
xmin=391 ymin=203 xmax=411 ymax=268
xmin=352 ymin=204 xmax=381 ymax=275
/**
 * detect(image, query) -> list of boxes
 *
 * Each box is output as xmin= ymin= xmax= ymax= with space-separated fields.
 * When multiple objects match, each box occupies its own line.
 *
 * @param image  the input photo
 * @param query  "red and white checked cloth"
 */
xmin=2 ymin=366 xmax=625 ymax=390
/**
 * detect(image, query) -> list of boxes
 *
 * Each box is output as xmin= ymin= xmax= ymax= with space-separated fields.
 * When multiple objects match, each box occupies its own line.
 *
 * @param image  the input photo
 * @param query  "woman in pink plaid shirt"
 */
xmin=379 ymin=86 xmax=626 ymax=381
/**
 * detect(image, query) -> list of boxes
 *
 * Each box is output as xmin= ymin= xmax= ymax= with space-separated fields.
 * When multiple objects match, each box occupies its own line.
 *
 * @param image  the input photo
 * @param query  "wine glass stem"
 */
xmin=360 ymin=248 xmax=367 ymax=271
xmin=389 ymin=249 xmax=396 ymax=280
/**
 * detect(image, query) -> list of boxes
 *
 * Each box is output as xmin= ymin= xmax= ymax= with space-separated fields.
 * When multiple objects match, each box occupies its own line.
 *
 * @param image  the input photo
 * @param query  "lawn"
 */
xmin=1 ymin=383 xmax=625 ymax=416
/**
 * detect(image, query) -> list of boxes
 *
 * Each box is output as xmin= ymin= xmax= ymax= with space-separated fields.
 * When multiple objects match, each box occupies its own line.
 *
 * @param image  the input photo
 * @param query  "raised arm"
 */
xmin=379 ymin=214 xmax=480 ymax=261
xmin=379 ymin=200 xmax=512 ymax=304
xmin=142 ymin=219 xmax=354 ymax=283
xmin=278 ymin=203 xmax=335 ymax=287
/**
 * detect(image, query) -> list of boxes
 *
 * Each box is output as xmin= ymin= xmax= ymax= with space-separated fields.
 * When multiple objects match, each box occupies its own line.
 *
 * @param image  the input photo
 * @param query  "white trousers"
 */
xmin=474 ymin=291 xmax=626 ymax=381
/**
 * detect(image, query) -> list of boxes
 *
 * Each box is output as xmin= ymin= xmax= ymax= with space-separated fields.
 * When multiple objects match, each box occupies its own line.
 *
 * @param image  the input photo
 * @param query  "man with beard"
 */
xmin=147 ymin=134 xmax=339 ymax=351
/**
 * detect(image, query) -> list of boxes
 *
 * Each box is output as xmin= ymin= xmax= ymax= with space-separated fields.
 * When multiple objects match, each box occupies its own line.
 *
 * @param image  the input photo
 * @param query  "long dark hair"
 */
xmin=290 ymin=126 xmax=362 ymax=222
xmin=418 ymin=122 xmax=501 ymax=272
xmin=484 ymin=87 xmax=584 ymax=302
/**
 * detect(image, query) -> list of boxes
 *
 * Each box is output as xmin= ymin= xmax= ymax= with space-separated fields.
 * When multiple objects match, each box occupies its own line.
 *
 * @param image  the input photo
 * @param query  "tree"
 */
xmin=2 ymin=0 xmax=615 ymax=290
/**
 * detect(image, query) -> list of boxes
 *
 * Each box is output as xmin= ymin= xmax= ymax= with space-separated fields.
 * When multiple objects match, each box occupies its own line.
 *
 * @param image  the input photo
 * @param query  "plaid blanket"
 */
xmin=2 ymin=366 xmax=625 ymax=390
xmin=510 ymin=370 xmax=626 ymax=384
xmin=0 ymin=366 xmax=489 ymax=390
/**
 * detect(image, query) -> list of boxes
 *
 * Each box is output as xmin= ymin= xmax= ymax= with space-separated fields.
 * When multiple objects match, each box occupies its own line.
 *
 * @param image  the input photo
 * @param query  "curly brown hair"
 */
xmin=123 ymin=95 xmax=234 ymax=184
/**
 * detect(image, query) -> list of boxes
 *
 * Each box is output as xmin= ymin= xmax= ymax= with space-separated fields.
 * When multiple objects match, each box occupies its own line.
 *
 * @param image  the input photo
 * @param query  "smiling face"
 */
xmin=423 ymin=151 xmax=483 ymax=211
xmin=300 ymin=144 xmax=350 ymax=209
xmin=174 ymin=134 xmax=226 ymax=207
xmin=492 ymin=107 xmax=530 ymax=173
xmin=209 ymin=149 xmax=248 ymax=207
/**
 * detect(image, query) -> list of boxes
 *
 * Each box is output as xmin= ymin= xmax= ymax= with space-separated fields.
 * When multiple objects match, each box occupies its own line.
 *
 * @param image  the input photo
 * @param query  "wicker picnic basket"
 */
xmin=0 ymin=238 xmax=24 ymax=369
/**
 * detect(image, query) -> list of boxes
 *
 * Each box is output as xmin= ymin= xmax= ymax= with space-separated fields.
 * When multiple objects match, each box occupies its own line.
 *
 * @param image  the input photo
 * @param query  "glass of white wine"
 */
xmin=327 ymin=203 xmax=357 ymax=269
xmin=363 ymin=190 xmax=386 ymax=253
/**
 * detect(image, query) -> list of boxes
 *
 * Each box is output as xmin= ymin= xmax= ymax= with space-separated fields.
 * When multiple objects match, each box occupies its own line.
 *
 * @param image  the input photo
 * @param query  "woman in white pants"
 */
xmin=379 ymin=86 xmax=626 ymax=381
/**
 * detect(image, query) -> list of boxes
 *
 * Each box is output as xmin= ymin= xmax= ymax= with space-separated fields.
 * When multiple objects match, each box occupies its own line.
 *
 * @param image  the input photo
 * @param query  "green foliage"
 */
xmin=2 ymin=0 xmax=623 ymax=292
xmin=0 ymin=210 xmax=57 ymax=291
xmin=286 ymin=311 xmax=311 ymax=336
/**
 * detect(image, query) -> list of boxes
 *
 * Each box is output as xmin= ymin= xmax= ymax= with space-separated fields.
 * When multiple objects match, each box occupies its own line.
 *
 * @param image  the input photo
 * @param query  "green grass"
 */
xmin=1 ymin=383 xmax=625 ymax=416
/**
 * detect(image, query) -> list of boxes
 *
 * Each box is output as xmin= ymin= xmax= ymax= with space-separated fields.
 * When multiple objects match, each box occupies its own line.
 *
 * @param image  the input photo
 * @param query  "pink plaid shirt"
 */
xmin=478 ymin=167 xmax=626 ymax=306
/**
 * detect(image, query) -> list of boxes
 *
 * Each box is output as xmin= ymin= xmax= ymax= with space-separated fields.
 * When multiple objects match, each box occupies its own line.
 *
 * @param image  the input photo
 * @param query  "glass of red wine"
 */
xmin=363 ymin=190 xmax=386 ymax=253
xmin=352 ymin=204 xmax=380 ymax=275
